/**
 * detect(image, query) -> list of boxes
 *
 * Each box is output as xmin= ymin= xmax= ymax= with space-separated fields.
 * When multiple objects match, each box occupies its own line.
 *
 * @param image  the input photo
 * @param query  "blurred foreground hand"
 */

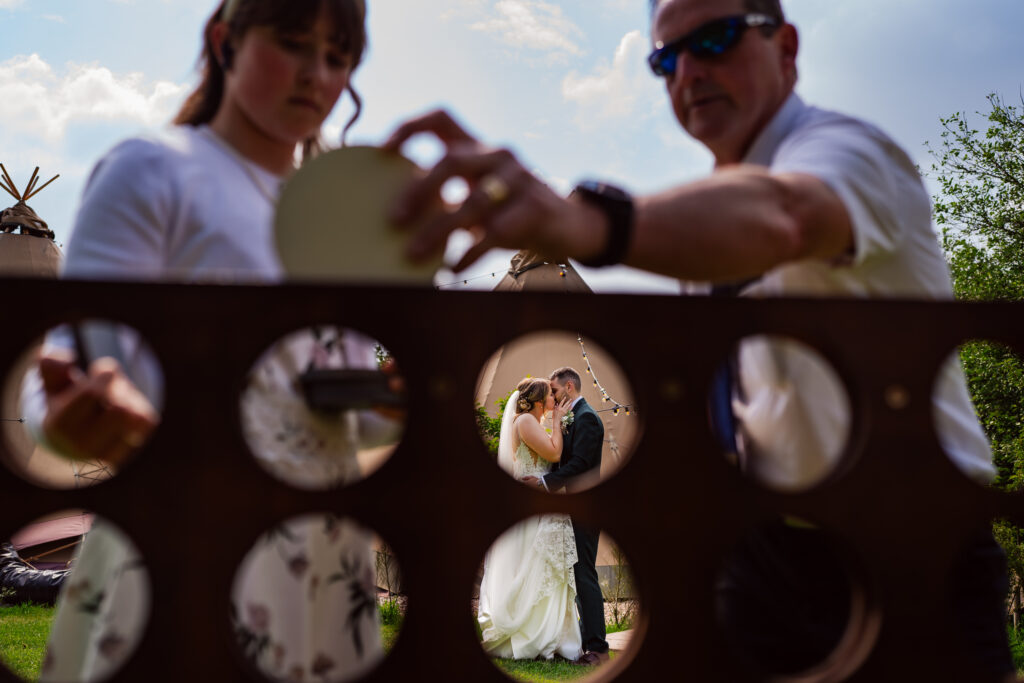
xmin=39 ymin=350 xmax=159 ymax=467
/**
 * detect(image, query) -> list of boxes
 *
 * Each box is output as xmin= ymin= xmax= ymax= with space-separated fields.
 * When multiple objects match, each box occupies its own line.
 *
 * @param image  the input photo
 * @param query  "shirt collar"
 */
xmin=569 ymin=396 xmax=583 ymax=411
xmin=742 ymin=92 xmax=806 ymax=167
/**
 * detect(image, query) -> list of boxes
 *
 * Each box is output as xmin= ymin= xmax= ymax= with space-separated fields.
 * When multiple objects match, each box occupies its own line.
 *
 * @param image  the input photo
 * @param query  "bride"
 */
xmin=478 ymin=377 xmax=583 ymax=661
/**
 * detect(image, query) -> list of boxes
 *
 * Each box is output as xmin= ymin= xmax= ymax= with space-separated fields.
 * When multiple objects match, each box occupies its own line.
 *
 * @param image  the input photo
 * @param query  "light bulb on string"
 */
xmin=577 ymin=333 xmax=630 ymax=419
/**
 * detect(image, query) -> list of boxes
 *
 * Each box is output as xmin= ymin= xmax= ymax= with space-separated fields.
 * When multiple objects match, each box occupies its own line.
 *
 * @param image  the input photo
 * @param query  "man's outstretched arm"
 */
xmin=565 ymin=166 xmax=854 ymax=283
xmin=383 ymin=110 xmax=853 ymax=283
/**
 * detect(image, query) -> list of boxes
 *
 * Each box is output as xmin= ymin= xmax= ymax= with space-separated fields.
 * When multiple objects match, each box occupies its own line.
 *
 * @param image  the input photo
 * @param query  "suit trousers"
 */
xmin=572 ymin=520 xmax=609 ymax=654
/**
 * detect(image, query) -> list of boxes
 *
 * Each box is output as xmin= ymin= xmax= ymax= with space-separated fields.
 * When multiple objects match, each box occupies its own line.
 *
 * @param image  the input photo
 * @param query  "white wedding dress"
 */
xmin=477 ymin=404 xmax=582 ymax=661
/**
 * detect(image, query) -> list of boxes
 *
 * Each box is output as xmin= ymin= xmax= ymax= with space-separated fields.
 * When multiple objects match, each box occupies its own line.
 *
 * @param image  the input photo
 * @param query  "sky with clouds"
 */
xmin=1 ymin=0 xmax=1022 ymax=293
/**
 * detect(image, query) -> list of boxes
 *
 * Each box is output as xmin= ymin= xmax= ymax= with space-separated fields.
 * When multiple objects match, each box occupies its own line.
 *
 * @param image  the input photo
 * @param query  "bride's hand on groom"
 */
xmin=551 ymin=396 xmax=570 ymax=422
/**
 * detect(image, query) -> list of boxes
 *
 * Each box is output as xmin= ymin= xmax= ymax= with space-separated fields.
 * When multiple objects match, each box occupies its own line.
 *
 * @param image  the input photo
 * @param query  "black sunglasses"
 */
xmin=647 ymin=13 xmax=779 ymax=77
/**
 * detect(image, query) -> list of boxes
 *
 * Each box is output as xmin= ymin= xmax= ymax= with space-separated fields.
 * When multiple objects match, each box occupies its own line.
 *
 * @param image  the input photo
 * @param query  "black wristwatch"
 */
xmin=570 ymin=181 xmax=634 ymax=268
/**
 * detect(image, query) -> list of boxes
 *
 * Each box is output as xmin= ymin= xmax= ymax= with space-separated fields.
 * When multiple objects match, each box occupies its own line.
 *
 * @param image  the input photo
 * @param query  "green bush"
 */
xmin=378 ymin=599 xmax=403 ymax=627
xmin=1009 ymin=625 xmax=1024 ymax=673
xmin=476 ymin=391 xmax=512 ymax=457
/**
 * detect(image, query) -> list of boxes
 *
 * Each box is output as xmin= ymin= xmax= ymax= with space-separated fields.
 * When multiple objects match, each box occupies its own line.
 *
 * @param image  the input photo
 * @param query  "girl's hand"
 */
xmin=39 ymin=351 xmax=159 ymax=466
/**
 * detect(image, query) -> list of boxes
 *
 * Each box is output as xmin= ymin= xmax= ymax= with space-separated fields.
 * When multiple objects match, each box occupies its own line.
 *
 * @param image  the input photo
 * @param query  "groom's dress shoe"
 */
xmin=572 ymin=651 xmax=610 ymax=667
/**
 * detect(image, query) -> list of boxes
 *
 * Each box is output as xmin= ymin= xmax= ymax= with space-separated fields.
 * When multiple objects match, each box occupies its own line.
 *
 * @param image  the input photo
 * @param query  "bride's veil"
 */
xmin=496 ymin=390 xmax=519 ymax=475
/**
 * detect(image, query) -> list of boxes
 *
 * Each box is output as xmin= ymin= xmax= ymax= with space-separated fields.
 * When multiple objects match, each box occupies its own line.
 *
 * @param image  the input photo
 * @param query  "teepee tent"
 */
xmin=0 ymin=164 xmax=62 ymax=276
xmin=475 ymin=252 xmax=639 ymax=594
xmin=491 ymin=250 xmax=593 ymax=294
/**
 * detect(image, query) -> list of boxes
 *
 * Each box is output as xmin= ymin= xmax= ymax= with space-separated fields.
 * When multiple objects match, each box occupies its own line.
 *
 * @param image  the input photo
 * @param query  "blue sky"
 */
xmin=2 ymin=0 xmax=1022 ymax=292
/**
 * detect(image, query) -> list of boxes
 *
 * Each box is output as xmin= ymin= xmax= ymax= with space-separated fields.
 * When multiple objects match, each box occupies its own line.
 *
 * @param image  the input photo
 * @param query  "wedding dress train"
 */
xmin=478 ymin=439 xmax=582 ymax=660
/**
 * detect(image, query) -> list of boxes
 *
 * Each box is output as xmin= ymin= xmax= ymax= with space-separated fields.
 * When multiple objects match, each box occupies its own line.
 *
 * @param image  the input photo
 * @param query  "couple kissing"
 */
xmin=478 ymin=367 xmax=609 ymax=666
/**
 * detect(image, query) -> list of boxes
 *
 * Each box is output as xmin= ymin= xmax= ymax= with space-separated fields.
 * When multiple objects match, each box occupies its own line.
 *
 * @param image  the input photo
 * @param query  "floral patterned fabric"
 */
xmin=39 ymin=519 xmax=149 ymax=683
xmin=232 ymin=515 xmax=382 ymax=683
xmin=41 ymin=328 xmax=400 ymax=683
xmin=240 ymin=327 xmax=398 ymax=490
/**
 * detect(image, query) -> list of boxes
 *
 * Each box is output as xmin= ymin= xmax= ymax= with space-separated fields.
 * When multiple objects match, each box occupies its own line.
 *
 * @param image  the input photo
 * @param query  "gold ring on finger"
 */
xmin=479 ymin=174 xmax=511 ymax=206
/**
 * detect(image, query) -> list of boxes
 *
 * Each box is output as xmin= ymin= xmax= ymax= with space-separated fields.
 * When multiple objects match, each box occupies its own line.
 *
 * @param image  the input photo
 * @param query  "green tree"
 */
xmin=928 ymin=93 xmax=1024 ymax=632
xmin=475 ymin=392 xmax=513 ymax=457
xmin=929 ymin=93 xmax=1024 ymax=302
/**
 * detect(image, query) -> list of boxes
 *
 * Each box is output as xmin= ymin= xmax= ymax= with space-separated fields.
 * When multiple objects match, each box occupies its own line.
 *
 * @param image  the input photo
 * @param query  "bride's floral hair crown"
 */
xmin=515 ymin=377 xmax=550 ymax=414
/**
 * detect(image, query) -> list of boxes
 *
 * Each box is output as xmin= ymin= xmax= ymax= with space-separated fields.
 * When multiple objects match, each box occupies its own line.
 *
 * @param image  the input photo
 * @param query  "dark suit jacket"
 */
xmin=545 ymin=398 xmax=603 ymax=493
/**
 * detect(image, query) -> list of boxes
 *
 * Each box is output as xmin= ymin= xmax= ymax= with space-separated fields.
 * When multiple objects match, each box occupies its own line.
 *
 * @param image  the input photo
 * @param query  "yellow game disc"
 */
xmin=275 ymin=146 xmax=442 ymax=285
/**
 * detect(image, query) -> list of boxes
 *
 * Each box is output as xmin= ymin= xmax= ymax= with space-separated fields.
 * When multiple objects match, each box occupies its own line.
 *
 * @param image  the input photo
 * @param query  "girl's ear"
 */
xmin=210 ymin=21 xmax=233 ymax=70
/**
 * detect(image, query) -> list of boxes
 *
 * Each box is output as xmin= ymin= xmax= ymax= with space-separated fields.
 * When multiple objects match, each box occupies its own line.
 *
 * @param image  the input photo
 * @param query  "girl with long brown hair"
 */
xmin=29 ymin=1 xmax=396 ymax=681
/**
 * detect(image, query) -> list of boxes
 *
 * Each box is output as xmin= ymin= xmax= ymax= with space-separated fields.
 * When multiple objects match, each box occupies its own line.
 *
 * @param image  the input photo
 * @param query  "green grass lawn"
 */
xmin=381 ymin=621 xmax=401 ymax=652
xmin=606 ymin=621 xmax=631 ymax=635
xmin=0 ymin=603 xmax=623 ymax=682
xmin=493 ymin=652 xmax=616 ymax=682
xmin=0 ymin=603 xmax=54 ymax=682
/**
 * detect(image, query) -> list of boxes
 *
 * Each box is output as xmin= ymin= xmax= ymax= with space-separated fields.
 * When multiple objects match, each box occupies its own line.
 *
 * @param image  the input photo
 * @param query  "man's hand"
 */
xmin=521 ymin=476 xmax=544 ymax=488
xmin=385 ymin=110 xmax=854 ymax=282
xmin=383 ymin=109 xmax=600 ymax=271
xmin=39 ymin=351 xmax=159 ymax=466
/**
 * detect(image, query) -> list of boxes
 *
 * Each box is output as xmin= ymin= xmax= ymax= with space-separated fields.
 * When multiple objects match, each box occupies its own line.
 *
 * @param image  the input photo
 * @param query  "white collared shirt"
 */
xmin=729 ymin=93 xmax=995 ymax=487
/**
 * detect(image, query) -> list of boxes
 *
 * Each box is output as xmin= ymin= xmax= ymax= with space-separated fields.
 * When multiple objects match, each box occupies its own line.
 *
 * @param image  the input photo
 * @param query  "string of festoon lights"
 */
xmin=434 ymin=269 xmax=503 ymax=289
xmin=434 ymin=263 xmax=570 ymax=289
xmin=578 ymin=334 xmax=633 ymax=417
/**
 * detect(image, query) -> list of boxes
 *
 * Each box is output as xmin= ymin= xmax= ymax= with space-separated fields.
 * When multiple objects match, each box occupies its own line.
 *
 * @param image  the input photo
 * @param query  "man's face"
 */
xmin=652 ymin=0 xmax=796 ymax=165
xmin=550 ymin=378 xmax=568 ymax=401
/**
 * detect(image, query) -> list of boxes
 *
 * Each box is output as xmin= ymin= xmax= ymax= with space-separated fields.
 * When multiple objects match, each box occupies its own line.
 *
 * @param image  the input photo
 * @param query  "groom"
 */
xmin=525 ymin=366 xmax=610 ymax=666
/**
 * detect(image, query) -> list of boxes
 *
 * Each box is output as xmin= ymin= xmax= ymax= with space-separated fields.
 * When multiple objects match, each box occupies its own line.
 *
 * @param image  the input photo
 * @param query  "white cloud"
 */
xmin=0 ymin=54 xmax=189 ymax=143
xmin=0 ymin=0 xmax=24 ymax=8
xmin=561 ymin=30 xmax=662 ymax=127
xmin=41 ymin=14 xmax=65 ymax=23
xmin=470 ymin=0 xmax=584 ymax=60
xmin=530 ymin=166 xmax=570 ymax=195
